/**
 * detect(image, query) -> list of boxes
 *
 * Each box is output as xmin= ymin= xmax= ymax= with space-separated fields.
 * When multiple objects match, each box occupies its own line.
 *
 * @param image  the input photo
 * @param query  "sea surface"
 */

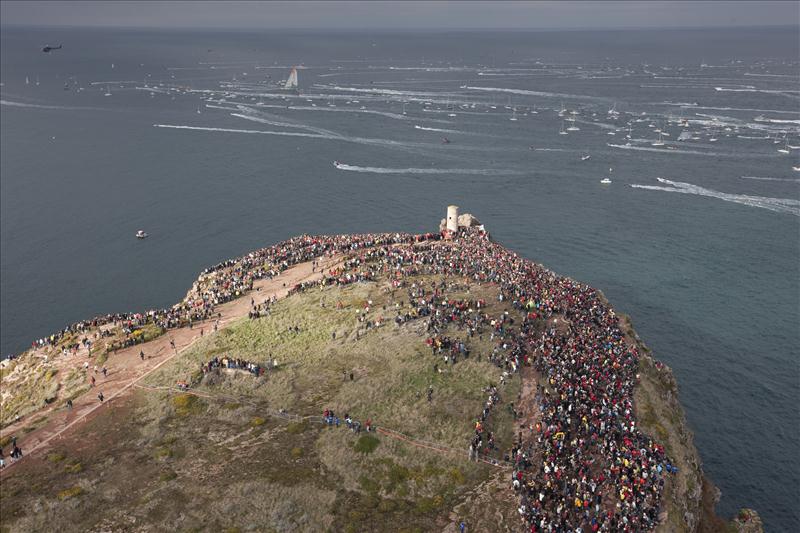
xmin=1 ymin=26 xmax=798 ymax=531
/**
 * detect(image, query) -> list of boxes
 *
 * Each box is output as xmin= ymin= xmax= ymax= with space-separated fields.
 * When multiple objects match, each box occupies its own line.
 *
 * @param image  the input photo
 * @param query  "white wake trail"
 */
xmin=333 ymin=163 xmax=521 ymax=175
xmin=631 ymin=177 xmax=800 ymax=216
xmin=463 ymin=86 xmax=609 ymax=102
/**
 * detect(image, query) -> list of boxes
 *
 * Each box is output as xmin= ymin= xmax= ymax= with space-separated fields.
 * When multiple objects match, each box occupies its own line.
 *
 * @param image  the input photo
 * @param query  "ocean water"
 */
xmin=1 ymin=26 xmax=798 ymax=531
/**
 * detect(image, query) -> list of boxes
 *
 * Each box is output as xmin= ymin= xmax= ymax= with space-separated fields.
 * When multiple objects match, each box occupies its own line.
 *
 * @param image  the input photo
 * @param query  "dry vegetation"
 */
xmin=0 ymin=276 xmax=523 ymax=532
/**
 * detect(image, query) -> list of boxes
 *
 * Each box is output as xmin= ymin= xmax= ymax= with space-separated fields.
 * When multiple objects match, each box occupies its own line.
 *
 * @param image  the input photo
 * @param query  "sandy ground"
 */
xmin=0 ymin=254 xmax=341 ymax=474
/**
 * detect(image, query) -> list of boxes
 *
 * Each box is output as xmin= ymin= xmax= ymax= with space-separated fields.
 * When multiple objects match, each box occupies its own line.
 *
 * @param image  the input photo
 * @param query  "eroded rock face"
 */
xmin=731 ymin=509 xmax=764 ymax=533
xmin=439 ymin=213 xmax=482 ymax=232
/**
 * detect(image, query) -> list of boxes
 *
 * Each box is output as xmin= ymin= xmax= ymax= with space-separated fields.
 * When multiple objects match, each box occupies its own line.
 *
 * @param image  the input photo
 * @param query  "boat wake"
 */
xmin=630 ymin=177 xmax=800 ymax=216
xmin=0 ymin=99 xmax=105 ymax=111
xmin=607 ymin=143 xmax=738 ymax=157
xmin=463 ymin=86 xmax=609 ymax=102
xmin=332 ymin=163 xmax=521 ymax=176
xmin=741 ymin=176 xmax=800 ymax=182
xmin=414 ymin=125 xmax=464 ymax=134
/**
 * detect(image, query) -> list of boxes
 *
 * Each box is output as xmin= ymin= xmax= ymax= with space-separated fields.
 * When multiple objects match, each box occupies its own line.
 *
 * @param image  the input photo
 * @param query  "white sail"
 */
xmin=284 ymin=67 xmax=298 ymax=89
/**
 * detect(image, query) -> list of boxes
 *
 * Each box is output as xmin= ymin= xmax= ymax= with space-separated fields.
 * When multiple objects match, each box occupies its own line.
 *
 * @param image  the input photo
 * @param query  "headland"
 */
xmin=0 ymin=209 xmax=762 ymax=532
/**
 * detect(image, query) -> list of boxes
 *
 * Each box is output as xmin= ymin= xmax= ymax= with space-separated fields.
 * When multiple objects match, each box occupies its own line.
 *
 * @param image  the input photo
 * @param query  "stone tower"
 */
xmin=446 ymin=205 xmax=459 ymax=234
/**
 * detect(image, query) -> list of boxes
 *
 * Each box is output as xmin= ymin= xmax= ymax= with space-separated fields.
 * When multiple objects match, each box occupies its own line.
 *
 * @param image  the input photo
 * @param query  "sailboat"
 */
xmin=196 ymin=106 xmax=202 ymax=114
xmin=559 ymin=121 xmax=568 ymax=135
xmin=581 ymin=154 xmax=591 ymax=161
xmin=283 ymin=67 xmax=299 ymax=90
xmin=25 ymin=76 xmax=30 ymax=85
xmin=566 ymin=118 xmax=580 ymax=132
xmin=652 ymin=132 xmax=665 ymax=146
xmin=600 ymin=167 xmax=613 ymax=184
xmin=104 ymin=85 xmax=112 ymax=96
xmin=35 ymin=76 xmax=40 ymax=86
xmin=777 ymin=139 xmax=790 ymax=154
xmin=509 ymin=108 xmax=518 ymax=121
xmin=402 ymin=102 xmax=407 ymax=115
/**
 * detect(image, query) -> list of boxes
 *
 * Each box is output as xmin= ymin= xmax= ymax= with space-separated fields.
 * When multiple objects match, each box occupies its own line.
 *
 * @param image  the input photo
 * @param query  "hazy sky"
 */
xmin=1 ymin=1 xmax=798 ymax=30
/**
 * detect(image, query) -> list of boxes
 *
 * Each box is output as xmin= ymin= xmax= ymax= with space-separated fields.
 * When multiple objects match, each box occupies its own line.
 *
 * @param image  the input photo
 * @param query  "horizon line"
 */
xmin=2 ymin=22 xmax=798 ymax=32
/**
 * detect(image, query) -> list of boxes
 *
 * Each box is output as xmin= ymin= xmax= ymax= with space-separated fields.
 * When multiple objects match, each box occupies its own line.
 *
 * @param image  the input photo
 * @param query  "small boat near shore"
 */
xmin=136 ymin=230 xmax=148 ymax=239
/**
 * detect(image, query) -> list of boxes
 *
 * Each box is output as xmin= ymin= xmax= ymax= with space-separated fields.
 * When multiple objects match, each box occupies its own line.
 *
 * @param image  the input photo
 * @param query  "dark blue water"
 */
xmin=1 ymin=26 xmax=798 ymax=531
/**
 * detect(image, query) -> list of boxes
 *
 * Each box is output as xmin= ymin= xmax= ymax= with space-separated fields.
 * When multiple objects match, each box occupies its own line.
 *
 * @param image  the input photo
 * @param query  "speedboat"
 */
xmin=600 ymin=178 xmax=612 ymax=184
xmin=333 ymin=160 xmax=342 ymax=168
xmin=136 ymin=230 xmax=148 ymax=239
xmin=581 ymin=155 xmax=591 ymax=161
xmin=441 ymin=137 xmax=451 ymax=144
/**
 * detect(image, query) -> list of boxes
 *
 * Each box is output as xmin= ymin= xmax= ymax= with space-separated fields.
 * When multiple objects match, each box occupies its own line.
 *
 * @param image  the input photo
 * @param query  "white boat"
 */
xmin=652 ymin=132 xmax=665 ymax=146
xmin=25 ymin=76 xmax=30 ymax=85
xmin=196 ymin=106 xmax=202 ymax=114
xmin=104 ymin=86 xmax=112 ymax=97
xmin=793 ymin=166 xmax=800 ymax=171
xmin=600 ymin=178 xmax=612 ymax=184
xmin=559 ymin=121 xmax=568 ymax=135
xmin=509 ymin=108 xmax=518 ymax=121
xmin=581 ymin=155 xmax=591 ymax=161
xmin=333 ymin=160 xmax=343 ymax=169
xmin=136 ymin=230 xmax=148 ymax=239
xmin=283 ymin=67 xmax=299 ymax=90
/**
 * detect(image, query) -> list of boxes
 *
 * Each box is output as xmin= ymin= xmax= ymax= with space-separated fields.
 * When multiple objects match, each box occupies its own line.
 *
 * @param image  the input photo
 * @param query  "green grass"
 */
xmin=353 ymin=434 xmax=380 ymax=454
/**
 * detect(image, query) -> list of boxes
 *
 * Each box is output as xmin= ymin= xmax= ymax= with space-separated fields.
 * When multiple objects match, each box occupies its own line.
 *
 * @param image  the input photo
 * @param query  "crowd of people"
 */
xmin=200 ymin=356 xmax=267 ymax=377
xmin=304 ymin=227 xmax=670 ymax=532
xmin=11 ymin=221 xmax=670 ymax=530
xmin=17 ymin=232 xmax=439 ymax=359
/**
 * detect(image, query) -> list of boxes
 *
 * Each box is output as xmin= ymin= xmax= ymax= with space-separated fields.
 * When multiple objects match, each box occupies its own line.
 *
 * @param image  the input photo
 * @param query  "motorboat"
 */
xmin=581 ymin=155 xmax=591 ymax=161
xmin=136 ymin=230 xmax=148 ymax=239
xmin=600 ymin=178 xmax=612 ymax=184
xmin=441 ymin=137 xmax=451 ymax=144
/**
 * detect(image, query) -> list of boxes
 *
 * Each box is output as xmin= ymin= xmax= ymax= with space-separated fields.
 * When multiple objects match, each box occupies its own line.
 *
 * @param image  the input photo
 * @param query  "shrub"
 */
xmin=377 ymin=499 xmax=397 ymax=513
xmin=160 ymin=470 xmax=177 ymax=482
xmin=64 ymin=462 xmax=83 ymax=474
xmin=286 ymin=421 xmax=308 ymax=434
xmin=57 ymin=486 xmax=83 ymax=500
xmin=353 ymin=434 xmax=380 ymax=454
xmin=250 ymin=417 xmax=266 ymax=427
xmin=172 ymin=394 xmax=204 ymax=417
xmin=47 ymin=452 xmax=66 ymax=463
xmin=290 ymin=447 xmax=303 ymax=459
xmin=449 ymin=467 xmax=465 ymax=485
xmin=154 ymin=446 xmax=173 ymax=459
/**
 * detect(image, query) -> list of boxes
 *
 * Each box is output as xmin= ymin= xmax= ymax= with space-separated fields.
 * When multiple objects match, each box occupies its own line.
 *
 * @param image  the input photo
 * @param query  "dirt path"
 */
xmin=0 ymin=255 xmax=341 ymax=473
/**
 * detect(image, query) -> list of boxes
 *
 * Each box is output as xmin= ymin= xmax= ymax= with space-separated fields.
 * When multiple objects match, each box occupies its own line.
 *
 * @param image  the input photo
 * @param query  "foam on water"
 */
xmin=463 ymin=85 xmax=610 ymax=102
xmin=631 ymin=177 xmax=800 ymax=216
xmin=741 ymin=176 xmax=800 ymax=182
xmin=607 ymin=143 xmax=767 ymax=158
xmin=333 ymin=163 xmax=521 ymax=175
xmin=0 ymin=99 xmax=106 ymax=111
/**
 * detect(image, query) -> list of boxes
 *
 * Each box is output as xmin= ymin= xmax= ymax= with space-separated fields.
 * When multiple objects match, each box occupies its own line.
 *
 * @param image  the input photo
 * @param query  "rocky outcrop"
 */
xmin=439 ymin=213 xmax=482 ymax=233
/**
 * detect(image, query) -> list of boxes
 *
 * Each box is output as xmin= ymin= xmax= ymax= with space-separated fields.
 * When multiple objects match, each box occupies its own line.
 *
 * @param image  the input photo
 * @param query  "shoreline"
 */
xmin=0 ymin=224 xmax=761 ymax=531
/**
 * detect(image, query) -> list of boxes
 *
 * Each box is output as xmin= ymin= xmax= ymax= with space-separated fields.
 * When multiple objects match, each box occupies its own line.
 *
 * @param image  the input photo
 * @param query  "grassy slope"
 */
xmin=0 ymin=278 xmax=522 ymax=533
